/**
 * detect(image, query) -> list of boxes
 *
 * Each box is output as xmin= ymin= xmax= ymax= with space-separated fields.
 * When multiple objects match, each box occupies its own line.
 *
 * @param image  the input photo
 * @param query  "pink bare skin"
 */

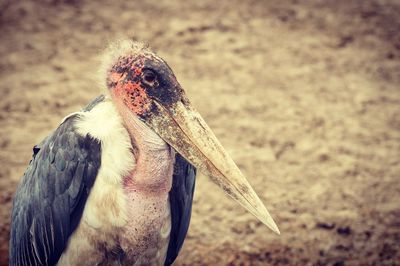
xmin=113 ymin=97 xmax=175 ymax=263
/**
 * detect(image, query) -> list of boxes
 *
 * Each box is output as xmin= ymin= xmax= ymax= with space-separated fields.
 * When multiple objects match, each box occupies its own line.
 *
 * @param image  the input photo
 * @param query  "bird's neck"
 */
xmin=117 ymin=103 xmax=174 ymax=194
xmin=127 ymin=137 xmax=174 ymax=194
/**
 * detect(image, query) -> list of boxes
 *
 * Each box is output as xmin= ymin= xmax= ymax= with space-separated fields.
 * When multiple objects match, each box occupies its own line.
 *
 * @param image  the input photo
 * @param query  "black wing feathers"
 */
xmin=165 ymin=154 xmax=196 ymax=266
xmin=10 ymin=115 xmax=101 ymax=266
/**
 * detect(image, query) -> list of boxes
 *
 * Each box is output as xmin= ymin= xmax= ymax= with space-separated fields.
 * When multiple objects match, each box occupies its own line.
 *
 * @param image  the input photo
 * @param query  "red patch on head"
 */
xmin=108 ymin=56 xmax=152 ymax=116
xmin=121 ymin=81 xmax=152 ymax=115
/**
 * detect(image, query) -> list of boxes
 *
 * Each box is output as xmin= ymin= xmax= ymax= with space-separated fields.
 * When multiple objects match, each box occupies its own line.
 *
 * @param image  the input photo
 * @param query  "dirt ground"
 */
xmin=1 ymin=0 xmax=399 ymax=265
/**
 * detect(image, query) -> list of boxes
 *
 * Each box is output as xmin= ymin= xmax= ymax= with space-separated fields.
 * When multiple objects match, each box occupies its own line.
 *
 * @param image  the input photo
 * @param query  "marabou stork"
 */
xmin=10 ymin=40 xmax=279 ymax=265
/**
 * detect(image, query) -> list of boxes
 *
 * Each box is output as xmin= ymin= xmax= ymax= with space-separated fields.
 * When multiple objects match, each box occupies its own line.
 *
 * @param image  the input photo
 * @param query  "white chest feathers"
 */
xmin=57 ymin=100 xmax=173 ymax=266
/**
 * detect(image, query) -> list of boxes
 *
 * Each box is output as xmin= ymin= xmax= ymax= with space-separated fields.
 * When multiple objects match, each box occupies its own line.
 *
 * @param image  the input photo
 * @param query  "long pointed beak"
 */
xmin=146 ymin=96 xmax=280 ymax=234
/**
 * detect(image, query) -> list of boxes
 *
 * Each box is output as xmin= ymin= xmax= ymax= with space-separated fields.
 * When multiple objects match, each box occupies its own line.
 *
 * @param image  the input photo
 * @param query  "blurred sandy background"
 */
xmin=1 ymin=0 xmax=400 ymax=265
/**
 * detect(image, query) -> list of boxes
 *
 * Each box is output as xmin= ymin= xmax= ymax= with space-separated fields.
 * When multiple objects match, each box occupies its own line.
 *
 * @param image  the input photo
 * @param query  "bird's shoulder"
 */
xmin=9 ymin=97 xmax=106 ymax=265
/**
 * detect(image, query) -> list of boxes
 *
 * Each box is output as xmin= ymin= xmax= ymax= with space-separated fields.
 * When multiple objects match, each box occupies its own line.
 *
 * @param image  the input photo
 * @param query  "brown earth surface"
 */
xmin=1 ymin=0 xmax=400 ymax=265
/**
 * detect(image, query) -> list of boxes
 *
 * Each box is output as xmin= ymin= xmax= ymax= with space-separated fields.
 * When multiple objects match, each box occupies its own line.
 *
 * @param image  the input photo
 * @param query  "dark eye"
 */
xmin=142 ymin=69 xmax=157 ymax=85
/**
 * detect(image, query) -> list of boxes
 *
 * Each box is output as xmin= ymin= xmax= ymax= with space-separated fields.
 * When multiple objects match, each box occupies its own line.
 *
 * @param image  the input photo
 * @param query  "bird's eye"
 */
xmin=142 ymin=70 xmax=157 ymax=86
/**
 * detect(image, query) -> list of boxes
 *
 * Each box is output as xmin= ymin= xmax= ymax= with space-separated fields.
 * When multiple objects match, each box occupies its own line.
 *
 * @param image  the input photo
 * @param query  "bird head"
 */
xmin=106 ymin=48 xmax=182 ymax=120
xmin=103 ymin=40 xmax=279 ymax=234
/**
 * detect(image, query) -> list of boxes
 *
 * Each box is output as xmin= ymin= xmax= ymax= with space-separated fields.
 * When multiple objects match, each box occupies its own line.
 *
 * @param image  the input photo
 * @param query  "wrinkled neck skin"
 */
xmin=113 ymin=98 xmax=174 ymax=194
